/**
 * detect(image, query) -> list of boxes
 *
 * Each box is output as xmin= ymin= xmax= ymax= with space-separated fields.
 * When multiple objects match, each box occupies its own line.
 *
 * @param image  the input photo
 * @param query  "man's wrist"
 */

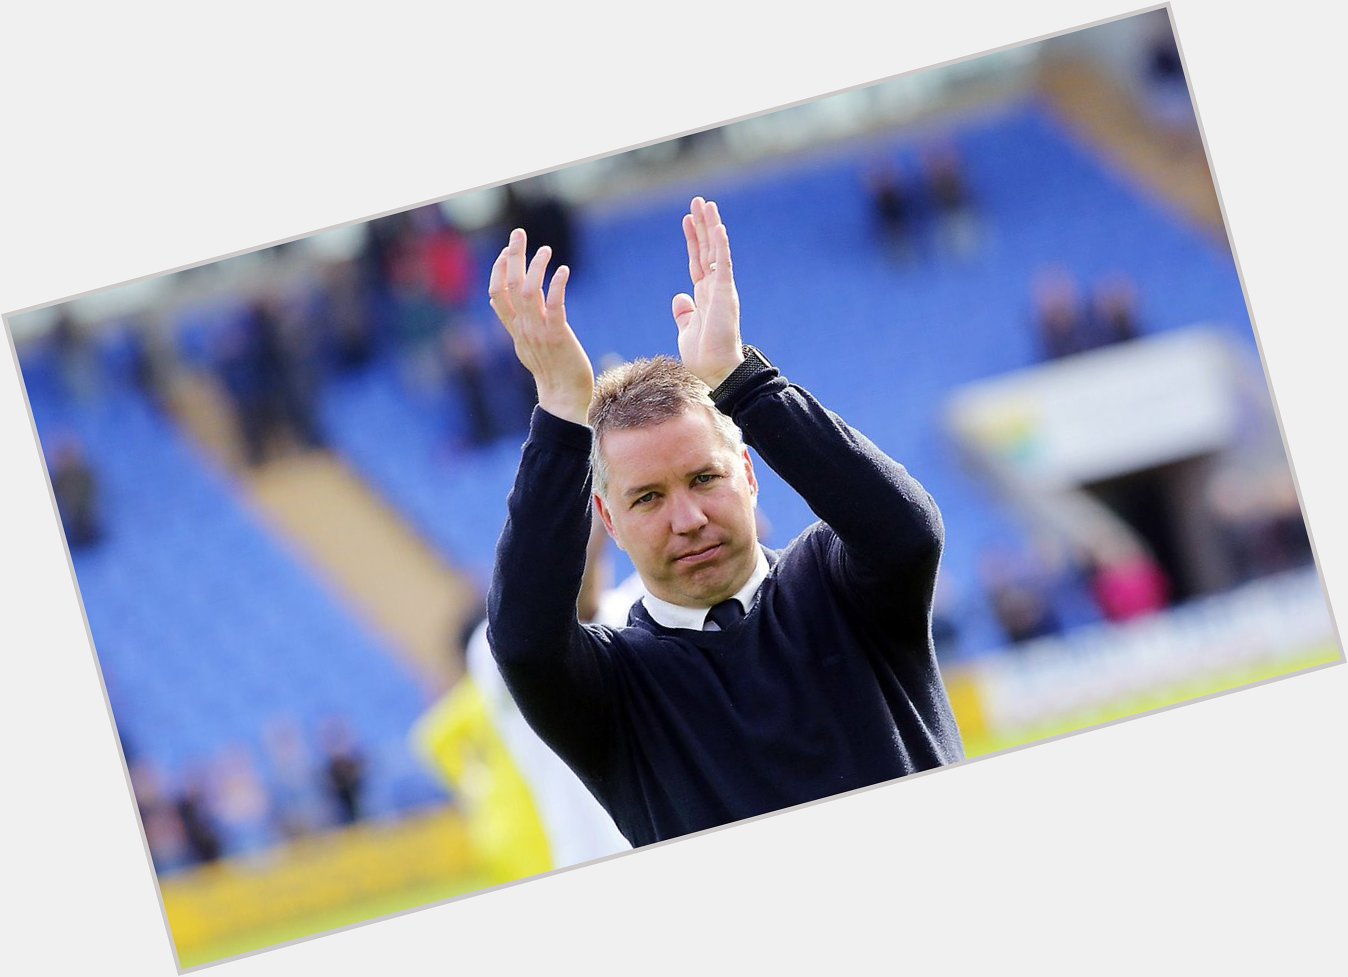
xmin=700 ymin=351 xmax=745 ymax=393
xmin=527 ymin=404 xmax=595 ymax=452
xmin=536 ymin=385 xmax=592 ymax=427
xmin=709 ymin=345 xmax=774 ymax=407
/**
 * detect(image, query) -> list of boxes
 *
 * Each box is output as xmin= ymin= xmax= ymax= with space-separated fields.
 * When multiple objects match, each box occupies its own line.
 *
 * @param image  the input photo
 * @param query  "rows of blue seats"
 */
xmin=317 ymin=101 xmax=1252 ymax=654
xmin=21 ymin=347 xmax=446 ymax=821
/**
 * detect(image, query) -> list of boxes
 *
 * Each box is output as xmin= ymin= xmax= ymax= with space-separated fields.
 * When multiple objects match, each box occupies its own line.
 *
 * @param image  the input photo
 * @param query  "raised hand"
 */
xmin=672 ymin=197 xmax=745 ymax=390
xmin=488 ymin=228 xmax=594 ymax=425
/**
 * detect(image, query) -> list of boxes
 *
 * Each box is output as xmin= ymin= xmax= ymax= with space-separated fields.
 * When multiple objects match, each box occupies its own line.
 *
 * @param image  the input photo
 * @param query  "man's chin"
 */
xmin=674 ymin=558 xmax=749 ymax=605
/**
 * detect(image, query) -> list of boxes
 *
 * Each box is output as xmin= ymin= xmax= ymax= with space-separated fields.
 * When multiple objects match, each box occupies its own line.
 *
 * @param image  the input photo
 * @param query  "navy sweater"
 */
xmin=487 ymin=367 xmax=964 ymax=847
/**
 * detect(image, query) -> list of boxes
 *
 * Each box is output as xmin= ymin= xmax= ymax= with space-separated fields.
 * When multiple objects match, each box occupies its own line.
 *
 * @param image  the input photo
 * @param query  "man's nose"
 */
xmin=668 ymin=491 xmax=709 ymax=535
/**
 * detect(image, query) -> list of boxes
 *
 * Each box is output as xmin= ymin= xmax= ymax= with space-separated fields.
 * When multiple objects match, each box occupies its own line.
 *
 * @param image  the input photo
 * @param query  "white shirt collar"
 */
xmin=639 ymin=547 xmax=771 ymax=631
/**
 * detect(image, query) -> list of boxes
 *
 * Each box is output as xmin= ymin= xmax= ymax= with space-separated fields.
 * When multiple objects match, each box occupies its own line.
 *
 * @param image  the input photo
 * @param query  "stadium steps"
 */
xmin=168 ymin=366 xmax=474 ymax=692
xmin=246 ymin=451 xmax=472 ymax=691
xmin=1035 ymin=56 xmax=1225 ymax=236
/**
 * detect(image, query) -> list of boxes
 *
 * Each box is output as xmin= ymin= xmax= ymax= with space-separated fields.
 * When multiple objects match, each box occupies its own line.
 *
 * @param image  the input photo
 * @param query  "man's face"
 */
xmin=595 ymin=408 xmax=760 ymax=609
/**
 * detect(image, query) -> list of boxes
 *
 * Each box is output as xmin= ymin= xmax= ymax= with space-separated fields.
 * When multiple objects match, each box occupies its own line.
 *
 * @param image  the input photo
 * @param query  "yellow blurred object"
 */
xmin=411 ymin=677 xmax=554 ymax=886
xmin=163 ymin=806 xmax=474 ymax=966
xmin=943 ymin=671 xmax=989 ymax=748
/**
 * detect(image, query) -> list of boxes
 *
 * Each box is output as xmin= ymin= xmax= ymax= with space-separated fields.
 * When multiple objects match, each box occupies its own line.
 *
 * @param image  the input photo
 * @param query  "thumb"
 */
xmin=671 ymin=293 xmax=697 ymax=331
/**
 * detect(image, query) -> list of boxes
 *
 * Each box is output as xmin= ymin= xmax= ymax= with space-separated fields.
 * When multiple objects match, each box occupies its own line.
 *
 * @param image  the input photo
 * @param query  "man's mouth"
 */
xmin=674 ymin=543 xmax=722 ymax=566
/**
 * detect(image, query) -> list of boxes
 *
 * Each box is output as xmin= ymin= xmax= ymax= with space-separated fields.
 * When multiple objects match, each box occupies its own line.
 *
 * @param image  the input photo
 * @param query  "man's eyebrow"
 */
xmin=622 ymin=463 xmax=720 ymax=499
xmin=623 ymin=480 xmax=664 ymax=500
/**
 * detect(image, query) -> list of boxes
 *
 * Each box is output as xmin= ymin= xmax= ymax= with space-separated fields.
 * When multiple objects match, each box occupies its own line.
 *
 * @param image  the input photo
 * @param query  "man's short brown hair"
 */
xmin=588 ymin=355 xmax=743 ymax=500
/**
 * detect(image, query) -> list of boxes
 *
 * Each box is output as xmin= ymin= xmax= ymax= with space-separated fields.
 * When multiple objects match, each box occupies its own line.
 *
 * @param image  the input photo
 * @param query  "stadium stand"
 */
xmin=15 ymin=92 xmax=1266 ymax=865
xmin=13 ymin=53 xmax=1324 ymax=969
xmin=21 ymin=335 xmax=447 ymax=856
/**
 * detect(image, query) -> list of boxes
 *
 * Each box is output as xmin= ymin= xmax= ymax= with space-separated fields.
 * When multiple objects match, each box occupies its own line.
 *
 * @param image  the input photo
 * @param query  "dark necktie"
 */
xmin=705 ymin=598 xmax=744 ymax=632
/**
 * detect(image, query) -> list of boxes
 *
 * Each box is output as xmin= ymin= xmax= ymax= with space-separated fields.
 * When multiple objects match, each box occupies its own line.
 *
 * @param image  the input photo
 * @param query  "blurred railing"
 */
xmin=946 ymin=567 xmax=1339 ymax=757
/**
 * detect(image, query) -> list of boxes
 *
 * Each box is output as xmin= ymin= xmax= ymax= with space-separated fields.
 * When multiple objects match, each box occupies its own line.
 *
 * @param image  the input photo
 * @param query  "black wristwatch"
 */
xmin=710 ymin=344 xmax=774 ymax=407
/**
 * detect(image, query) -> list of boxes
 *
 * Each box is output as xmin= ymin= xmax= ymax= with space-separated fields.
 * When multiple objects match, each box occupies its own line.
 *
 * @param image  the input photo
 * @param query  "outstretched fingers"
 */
xmin=703 ymin=198 xmax=723 ymax=234
xmin=700 ymin=199 xmax=731 ymax=277
xmin=494 ymin=228 xmax=565 ymax=342
xmin=504 ymin=227 xmax=528 ymax=305
xmin=690 ymin=197 xmax=711 ymax=274
xmin=686 ymin=196 xmax=732 ymax=283
xmin=712 ymin=217 xmax=733 ymax=279
xmin=682 ymin=213 xmax=702 ymax=283
xmin=487 ymin=245 xmax=513 ymax=333
xmin=524 ymin=244 xmax=553 ymax=303
xmin=545 ymin=264 xmax=570 ymax=327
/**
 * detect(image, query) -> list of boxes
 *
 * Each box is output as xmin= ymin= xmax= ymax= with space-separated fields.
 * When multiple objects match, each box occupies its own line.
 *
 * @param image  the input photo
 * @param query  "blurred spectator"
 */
xmin=1141 ymin=19 xmax=1197 ymax=145
xmin=1146 ymin=23 xmax=1184 ymax=87
xmin=320 ymin=718 xmax=367 ymax=826
xmin=386 ymin=214 xmax=459 ymax=395
xmin=50 ymin=435 xmax=104 ymax=548
xmin=212 ymin=747 xmax=276 ymax=855
xmin=1209 ymin=466 xmax=1314 ymax=583
xmin=215 ymin=318 xmax=266 ymax=463
xmin=1089 ymin=273 xmax=1141 ymax=348
xmin=405 ymin=205 xmax=474 ymax=313
xmin=390 ymin=281 xmax=449 ymax=393
xmin=924 ymin=144 xmax=980 ymax=258
xmin=263 ymin=719 xmax=329 ymax=840
xmin=50 ymin=311 xmax=100 ymax=403
xmin=982 ymin=551 xmax=1063 ymax=645
xmin=1263 ymin=470 xmax=1313 ymax=570
xmin=127 ymin=319 xmax=176 ymax=414
xmin=866 ymin=160 xmax=916 ymax=263
xmin=441 ymin=323 xmax=500 ymax=449
xmin=1084 ymin=532 xmax=1170 ymax=622
xmin=1033 ymin=267 xmax=1090 ymax=360
xmin=176 ymin=773 xmax=223 ymax=865
xmin=216 ymin=300 xmax=326 ymax=466
xmin=356 ymin=211 xmax=414 ymax=345
xmin=131 ymin=762 xmax=193 ymax=874
xmin=320 ymin=260 xmax=376 ymax=371
xmin=1208 ymin=469 xmax=1262 ymax=583
xmin=502 ymin=181 xmax=579 ymax=274
xmin=483 ymin=322 xmax=540 ymax=435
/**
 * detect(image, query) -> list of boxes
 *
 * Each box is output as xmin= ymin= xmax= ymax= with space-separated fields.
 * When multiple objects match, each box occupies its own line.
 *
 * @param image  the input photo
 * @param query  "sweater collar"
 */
xmin=639 ymin=547 xmax=771 ymax=631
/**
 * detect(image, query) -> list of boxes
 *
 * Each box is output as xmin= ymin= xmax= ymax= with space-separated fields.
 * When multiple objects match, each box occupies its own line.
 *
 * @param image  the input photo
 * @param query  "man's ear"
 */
xmin=593 ymin=494 xmax=624 ymax=549
xmin=742 ymin=447 xmax=759 ymax=506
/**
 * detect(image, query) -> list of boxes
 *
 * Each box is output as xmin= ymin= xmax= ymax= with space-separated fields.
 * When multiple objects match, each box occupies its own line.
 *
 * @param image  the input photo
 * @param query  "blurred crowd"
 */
xmin=207 ymin=188 xmax=578 ymax=468
xmin=32 ymin=182 xmax=582 ymax=476
xmin=129 ymin=716 xmax=370 ymax=874
xmin=1032 ymin=266 xmax=1142 ymax=360
xmin=930 ymin=462 xmax=1314 ymax=660
xmin=50 ymin=434 xmax=103 ymax=549
xmin=866 ymin=143 xmax=983 ymax=263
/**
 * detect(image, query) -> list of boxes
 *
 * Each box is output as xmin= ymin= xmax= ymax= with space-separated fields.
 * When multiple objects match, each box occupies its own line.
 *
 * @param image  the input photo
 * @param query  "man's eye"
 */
xmin=693 ymin=473 xmax=718 ymax=486
xmin=632 ymin=492 xmax=657 ymax=508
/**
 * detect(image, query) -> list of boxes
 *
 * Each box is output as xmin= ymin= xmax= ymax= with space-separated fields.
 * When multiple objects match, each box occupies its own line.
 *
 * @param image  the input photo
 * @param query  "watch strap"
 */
xmin=710 ymin=345 xmax=773 ymax=407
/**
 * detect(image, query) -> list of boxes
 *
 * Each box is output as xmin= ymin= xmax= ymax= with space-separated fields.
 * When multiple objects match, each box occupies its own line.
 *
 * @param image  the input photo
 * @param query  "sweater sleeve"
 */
xmin=719 ymin=367 xmax=944 ymax=622
xmin=485 ymin=406 xmax=615 ymax=771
